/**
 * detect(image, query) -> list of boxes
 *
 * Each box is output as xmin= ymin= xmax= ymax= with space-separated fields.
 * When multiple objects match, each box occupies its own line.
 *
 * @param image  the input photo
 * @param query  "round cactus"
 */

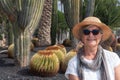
xmin=31 ymin=37 xmax=40 ymax=47
xmin=8 ymin=43 xmax=34 ymax=58
xmin=30 ymin=42 xmax=35 ymax=51
xmin=62 ymin=39 xmax=72 ymax=47
xmin=60 ymin=49 xmax=77 ymax=73
xmin=8 ymin=44 xmax=14 ymax=58
xmin=30 ymin=50 xmax=59 ymax=77
xmin=45 ymin=46 xmax=65 ymax=70
xmin=45 ymin=46 xmax=65 ymax=63
xmin=116 ymin=43 xmax=120 ymax=51
xmin=54 ymin=44 xmax=67 ymax=55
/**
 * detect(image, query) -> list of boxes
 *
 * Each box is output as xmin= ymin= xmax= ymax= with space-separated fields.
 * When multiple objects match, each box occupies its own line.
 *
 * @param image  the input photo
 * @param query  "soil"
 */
xmin=0 ymin=46 xmax=73 ymax=80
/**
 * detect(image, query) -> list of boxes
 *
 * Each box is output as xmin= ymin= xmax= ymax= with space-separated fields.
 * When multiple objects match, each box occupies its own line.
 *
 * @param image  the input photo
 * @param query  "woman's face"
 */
xmin=81 ymin=25 xmax=103 ymax=47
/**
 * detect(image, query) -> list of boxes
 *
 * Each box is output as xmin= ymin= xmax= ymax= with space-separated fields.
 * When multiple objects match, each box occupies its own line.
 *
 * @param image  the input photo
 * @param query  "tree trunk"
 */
xmin=37 ymin=0 xmax=52 ymax=46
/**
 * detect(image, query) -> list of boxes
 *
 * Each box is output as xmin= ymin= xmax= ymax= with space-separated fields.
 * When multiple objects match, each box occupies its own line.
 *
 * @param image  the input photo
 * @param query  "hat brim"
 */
xmin=72 ymin=21 xmax=112 ymax=41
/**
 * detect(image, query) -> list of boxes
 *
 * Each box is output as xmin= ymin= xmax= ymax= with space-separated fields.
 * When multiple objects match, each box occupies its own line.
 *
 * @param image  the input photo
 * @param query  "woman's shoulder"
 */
xmin=103 ymin=49 xmax=119 ymax=56
xmin=68 ymin=55 xmax=78 ymax=63
xmin=103 ymin=49 xmax=120 ymax=60
xmin=103 ymin=49 xmax=120 ymax=68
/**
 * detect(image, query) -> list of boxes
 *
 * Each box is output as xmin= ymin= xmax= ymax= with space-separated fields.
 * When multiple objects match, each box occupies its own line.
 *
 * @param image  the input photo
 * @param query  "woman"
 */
xmin=65 ymin=16 xmax=120 ymax=80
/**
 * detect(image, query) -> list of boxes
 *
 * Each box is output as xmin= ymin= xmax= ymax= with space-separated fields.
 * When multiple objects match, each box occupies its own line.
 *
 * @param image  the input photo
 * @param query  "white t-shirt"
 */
xmin=65 ymin=49 xmax=120 ymax=80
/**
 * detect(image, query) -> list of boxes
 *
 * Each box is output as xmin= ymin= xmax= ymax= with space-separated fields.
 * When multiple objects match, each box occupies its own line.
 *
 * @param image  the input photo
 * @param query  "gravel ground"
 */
xmin=1 ymin=46 xmax=120 ymax=80
xmin=0 ymin=46 xmax=73 ymax=80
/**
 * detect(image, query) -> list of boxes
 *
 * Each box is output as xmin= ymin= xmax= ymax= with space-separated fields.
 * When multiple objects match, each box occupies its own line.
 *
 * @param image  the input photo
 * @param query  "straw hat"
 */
xmin=72 ymin=16 xmax=112 ymax=41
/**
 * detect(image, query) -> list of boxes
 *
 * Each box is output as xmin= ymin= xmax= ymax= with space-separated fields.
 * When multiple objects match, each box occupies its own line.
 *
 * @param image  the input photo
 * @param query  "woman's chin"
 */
xmin=87 ymin=43 xmax=97 ymax=47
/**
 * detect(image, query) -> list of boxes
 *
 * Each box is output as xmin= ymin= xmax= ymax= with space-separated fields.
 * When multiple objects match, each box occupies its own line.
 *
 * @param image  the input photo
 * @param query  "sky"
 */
xmin=58 ymin=1 xmax=63 ymax=12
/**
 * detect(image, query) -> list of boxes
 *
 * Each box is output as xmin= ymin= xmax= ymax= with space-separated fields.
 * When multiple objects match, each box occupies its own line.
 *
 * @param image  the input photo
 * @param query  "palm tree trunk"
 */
xmin=37 ymin=0 xmax=52 ymax=46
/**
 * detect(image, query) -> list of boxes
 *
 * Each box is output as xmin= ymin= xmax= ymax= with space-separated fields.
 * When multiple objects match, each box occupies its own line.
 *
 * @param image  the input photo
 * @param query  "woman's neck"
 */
xmin=83 ymin=46 xmax=98 ymax=60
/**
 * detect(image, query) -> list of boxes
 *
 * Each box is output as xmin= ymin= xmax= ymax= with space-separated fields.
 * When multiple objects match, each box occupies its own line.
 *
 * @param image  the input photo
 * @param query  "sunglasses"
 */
xmin=83 ymin=29 xmax=100 ymax=35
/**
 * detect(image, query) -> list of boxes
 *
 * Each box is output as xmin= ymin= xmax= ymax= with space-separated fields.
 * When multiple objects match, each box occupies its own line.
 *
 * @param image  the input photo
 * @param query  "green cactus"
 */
xmin=0 ymin=0 xmax=45 ymax=67
xmin=8 ymin=43 xmax=14 ymax=58
xmin=30 ymin=50 xmax=59 ymax=77
xmin=54 ymin=44 xmax=67 ymax=55
xmin=8 ymin=43 xmax=34 ymax=58
xmin=60 ymin=49 xmax=77 ymax=73
xmin=62 ymin=0 xmax=80 ymax=41
xmin=45 ymin=46 xmax=65 ymax=64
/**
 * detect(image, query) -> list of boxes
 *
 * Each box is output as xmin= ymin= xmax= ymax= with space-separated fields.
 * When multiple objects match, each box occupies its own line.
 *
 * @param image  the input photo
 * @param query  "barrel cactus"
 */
xmin=32 ymin=37 xmax=40 ymax=47
xmin=30 ymin=42 xmax=34 ymax=51
xmin=8 ymin=43 xmax=34 ymax=58
xmin=60 ymin=49 xmax=77 ymax=73
xmin=54 ymin=44 xmax=67 ymax=55
xmin=62 ymin=39 xmax=72 ymax=47
xmin=8 ymin=44 xmax=14 ymax=58
xmin=30 ymin=50 xmax=59 ymax=77
xmin=116 ymin=43 xmax=120 ymax=51
xmin=45 ymin=46 xmax=65 ymax=65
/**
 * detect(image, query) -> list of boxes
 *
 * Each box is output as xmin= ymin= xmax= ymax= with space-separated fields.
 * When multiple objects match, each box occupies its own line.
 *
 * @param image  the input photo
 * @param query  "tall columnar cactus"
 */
xmin=62 ymin=0 xmax=96 ymax=47
xmin=62 ymin=0 xmax=80 ymax=47
xmin=51 ymin=0 xmax=58 ymax=45
xmin=63 ymin=0 xmax=80 ymax=29
xmin=0 ymin=0 xmax=45 ymax=67
xmin=6 ymin=21 xmax=14 ymax=45
xmin=85 ymin=0 xmax=95 ymax=17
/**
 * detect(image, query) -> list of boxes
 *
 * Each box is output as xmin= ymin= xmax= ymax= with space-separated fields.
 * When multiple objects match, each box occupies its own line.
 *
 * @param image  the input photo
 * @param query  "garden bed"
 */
xmin=0 ymin=47 xmax=70 ymax=80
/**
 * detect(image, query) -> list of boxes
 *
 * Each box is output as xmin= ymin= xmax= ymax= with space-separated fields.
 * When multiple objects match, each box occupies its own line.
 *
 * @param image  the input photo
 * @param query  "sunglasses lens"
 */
xmin=83 ymin=30 xmax=90 ymax=35
xmin=92 ymin=30 xmax=100 ymax=35
xmin=83 ymin=29 xmax=100 ymax=35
